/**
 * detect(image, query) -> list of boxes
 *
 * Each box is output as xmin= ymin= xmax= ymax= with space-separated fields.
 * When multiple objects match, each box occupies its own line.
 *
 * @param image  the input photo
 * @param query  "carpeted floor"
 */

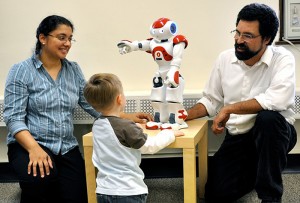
xmin=1 ymin=155 xmax=300 ymax=203
xmin=1 ymin=174 xmax=300 ymax=203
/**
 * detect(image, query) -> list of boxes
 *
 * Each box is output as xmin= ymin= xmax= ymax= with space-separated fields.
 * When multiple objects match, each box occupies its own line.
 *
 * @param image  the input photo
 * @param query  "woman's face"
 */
xmin=40 ymin=24 xmax=74 ymax=60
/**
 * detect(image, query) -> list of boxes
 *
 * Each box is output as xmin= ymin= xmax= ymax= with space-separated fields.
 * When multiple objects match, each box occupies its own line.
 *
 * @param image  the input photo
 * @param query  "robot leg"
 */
xmin=146 ymin=74 xmax=168 ymax=130
xmin=168 ymin=102 xmax=188 ymax=127
xmin=150 ymin=72 xmax=166 ymax=101
xmin=160 ymin=102 xmax=188 ymax=130
xmin=165 ymin=76 xmax=184 ymax=103
xmin=146 ymin=101 xmax=168 ymax=130
xmin=151 ymin=101 xmax=169 ymax=123
xmin=162 ymin=77 xmax=188 ymax=129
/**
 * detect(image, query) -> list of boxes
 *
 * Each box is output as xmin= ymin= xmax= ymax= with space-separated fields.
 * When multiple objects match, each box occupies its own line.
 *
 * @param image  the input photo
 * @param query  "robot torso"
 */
xmin=150 ymin=38 xmax=174 ymax=71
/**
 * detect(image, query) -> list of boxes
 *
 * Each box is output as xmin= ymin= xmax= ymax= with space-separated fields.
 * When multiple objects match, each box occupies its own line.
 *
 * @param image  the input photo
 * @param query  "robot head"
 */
xmin=150 ymin=17 xmax=178 ymax=41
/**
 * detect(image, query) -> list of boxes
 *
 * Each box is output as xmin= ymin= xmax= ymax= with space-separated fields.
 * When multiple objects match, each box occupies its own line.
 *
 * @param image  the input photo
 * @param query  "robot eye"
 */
xmin=159 ymin=29 xmax=164 ymax=33
xmin=170 ymin=23 xmax=177 ymax=34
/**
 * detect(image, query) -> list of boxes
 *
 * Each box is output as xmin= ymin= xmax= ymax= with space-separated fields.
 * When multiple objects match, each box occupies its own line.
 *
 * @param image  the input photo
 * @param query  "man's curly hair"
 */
xmin=236 ymin=3 xmax=279 ymax=45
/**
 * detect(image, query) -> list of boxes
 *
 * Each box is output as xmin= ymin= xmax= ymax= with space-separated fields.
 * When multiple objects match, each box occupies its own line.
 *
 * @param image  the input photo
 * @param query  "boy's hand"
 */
xmin=173 ymin=130 xmax=184 ymax=137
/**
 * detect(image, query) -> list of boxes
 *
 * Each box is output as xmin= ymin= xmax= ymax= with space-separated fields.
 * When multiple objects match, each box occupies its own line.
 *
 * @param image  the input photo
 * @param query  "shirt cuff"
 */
xmin=7 ymin=121 xmax=29 ymax=136
xmin=197 ymin=97 xmax=216 ymax=117
xmin=254 ymin=94 xmax=267 ymax=110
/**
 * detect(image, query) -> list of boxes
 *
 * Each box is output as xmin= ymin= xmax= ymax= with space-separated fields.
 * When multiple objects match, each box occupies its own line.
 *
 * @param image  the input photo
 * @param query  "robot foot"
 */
xmin=178 ymin=121 xmax=188 ymax=129
xmin=160 ymin=122 xmax=188 ymax=130
xmin=160 ymin=123 xmax=180 ymax=130
xmin=146 ymin=121 xmax=162 ymax=130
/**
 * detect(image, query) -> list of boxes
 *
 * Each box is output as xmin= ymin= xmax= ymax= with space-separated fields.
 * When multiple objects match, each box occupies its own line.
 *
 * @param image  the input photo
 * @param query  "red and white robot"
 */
xmin=117 ymin=17 xmax=188 ymax=130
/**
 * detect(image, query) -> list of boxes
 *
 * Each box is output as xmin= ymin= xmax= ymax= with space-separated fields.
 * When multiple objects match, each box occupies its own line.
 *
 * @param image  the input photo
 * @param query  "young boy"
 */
xmin=84 ymin=73 xmax=184 ymax=203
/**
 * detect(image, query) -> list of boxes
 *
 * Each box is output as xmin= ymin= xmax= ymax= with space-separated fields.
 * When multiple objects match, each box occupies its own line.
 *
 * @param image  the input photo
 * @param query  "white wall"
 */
xmin=0 ymin=0 xmax=299 ymax=97
xmin=1 ymin=1 xmax=300 ymax=160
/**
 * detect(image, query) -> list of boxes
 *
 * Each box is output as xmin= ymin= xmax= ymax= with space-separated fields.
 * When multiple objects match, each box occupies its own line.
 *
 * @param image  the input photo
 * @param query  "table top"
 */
xmin=83 ymin=119 xmax=208 ymax=149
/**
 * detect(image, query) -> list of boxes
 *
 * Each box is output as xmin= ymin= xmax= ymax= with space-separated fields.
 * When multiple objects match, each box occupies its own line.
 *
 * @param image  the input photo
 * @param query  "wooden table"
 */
xmin=83 ymin=119 xmax=208 ymax=203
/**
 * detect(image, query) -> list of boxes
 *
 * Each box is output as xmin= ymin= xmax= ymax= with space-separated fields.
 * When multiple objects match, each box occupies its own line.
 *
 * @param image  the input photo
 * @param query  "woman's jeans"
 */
xmin=8 ymin=144 xmax=88 ymax=203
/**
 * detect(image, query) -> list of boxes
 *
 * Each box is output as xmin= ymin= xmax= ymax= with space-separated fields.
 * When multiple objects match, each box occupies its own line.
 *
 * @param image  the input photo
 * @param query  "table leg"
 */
xmin=198 ymin=128 xmax=208 ymax=199
xmin=83 ymin=146 xmax=97 ymax=203
xmin=183 ymin=148 xmax=197 ymax=203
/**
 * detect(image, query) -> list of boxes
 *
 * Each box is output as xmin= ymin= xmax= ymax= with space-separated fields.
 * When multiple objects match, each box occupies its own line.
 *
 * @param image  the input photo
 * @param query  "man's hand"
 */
xmin=211 ymin=108 xmax=230 ymax=135
xmin=211 ymin=99 xmax=262 ymax=134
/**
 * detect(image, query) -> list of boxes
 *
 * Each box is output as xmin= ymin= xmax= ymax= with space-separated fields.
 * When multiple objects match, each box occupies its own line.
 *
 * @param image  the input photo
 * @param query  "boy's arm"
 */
xmin=139 ymin=130 xmax=175 ymax=154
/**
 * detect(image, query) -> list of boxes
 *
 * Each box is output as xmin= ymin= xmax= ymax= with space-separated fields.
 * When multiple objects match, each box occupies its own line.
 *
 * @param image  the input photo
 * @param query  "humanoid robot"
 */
xmin=117 ymin=17 xmax=188 ymax=130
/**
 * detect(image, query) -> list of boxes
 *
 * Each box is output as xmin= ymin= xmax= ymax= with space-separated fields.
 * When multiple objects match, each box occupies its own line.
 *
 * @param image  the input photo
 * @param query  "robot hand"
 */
xmin=164 ymin=66 xmax=180 ymax=88
xmin=153 ymin=72 xmax=163 ymax=87
xmin=117 ymin=40 xmax=138 ymax=55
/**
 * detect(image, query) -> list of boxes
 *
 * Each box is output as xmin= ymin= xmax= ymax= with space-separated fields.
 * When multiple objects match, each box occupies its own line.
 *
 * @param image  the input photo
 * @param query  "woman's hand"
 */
xmin=121 ymin=112 xmax=153 ymax=123
xmin=15 ymin=130 xmax=53 ymax=178
xmin=28 ymin=145 xmax=53 ymax=178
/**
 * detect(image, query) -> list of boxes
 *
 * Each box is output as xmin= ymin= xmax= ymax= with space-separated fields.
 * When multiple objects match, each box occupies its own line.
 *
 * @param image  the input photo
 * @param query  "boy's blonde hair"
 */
xmin=84 ymin=73 xmax=123 ymax=112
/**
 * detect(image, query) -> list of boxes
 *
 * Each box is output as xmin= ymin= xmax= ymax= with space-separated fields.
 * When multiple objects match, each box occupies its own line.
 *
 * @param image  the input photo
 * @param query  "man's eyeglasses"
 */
xmin=47 ymin=34 xmax=76 ymax=44
xmin=231 ymin=30 xmax=261 ymax=42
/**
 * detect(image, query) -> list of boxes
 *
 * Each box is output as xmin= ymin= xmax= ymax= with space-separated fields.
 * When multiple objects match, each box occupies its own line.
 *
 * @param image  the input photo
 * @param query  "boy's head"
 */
xmin=84 ymin=73 xmax=124 ymax=112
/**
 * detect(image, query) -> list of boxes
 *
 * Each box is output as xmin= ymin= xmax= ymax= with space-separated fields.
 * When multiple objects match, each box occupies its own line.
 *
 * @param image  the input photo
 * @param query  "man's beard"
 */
xmin=234 ymin=42 xmax=262 ymax=60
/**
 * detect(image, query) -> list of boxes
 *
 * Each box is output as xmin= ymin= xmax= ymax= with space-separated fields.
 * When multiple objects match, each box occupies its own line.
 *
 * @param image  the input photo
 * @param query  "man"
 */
xmin=187 ymin=3 xmax=297 ymax=203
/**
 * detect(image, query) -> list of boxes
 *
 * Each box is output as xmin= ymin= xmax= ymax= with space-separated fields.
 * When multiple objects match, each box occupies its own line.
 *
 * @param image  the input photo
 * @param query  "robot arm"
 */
xmin=117 ymin=40 xmax=151 ymax=55
xmin=165 ymin=42 xmax=186 ymax=87
xmin=165 ymin=66 xmax=180 ymax=88
xmin=170 ymin=42 xmax=186 ymax=67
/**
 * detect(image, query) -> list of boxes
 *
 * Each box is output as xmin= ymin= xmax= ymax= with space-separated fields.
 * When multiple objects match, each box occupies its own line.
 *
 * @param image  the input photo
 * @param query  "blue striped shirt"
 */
xmin=4 ymin=54 xmax=100 ymax=155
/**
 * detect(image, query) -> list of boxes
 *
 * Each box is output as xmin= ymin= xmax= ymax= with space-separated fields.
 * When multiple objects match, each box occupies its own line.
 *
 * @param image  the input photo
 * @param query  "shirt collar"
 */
xmin=31 ymin=54 xmax=66 ymax=69
xmin=259 ymin=46 xmax=272 ymax=67
xmin=231 ymin=46 xmax=273 ymax=67
xmin=31 ymin=54 xmax=43 ymax=69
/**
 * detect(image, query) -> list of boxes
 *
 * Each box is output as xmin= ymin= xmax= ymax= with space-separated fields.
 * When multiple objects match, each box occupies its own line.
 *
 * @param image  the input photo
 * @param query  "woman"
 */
xmin=3 ymin=15 xmax=152 ymax=203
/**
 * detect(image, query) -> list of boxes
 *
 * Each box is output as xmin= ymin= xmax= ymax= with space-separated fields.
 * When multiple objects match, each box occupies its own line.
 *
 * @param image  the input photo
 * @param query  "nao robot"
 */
xmin=117 ymin=17 xmax=188 ymax=130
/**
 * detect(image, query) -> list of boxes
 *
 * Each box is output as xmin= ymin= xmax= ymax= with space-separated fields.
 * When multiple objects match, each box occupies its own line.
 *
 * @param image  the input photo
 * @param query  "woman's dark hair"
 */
xmin=35 ymin=15 xmax=74 ymax=54
xmin=236 ymin=3 xmax=279 ymax=45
